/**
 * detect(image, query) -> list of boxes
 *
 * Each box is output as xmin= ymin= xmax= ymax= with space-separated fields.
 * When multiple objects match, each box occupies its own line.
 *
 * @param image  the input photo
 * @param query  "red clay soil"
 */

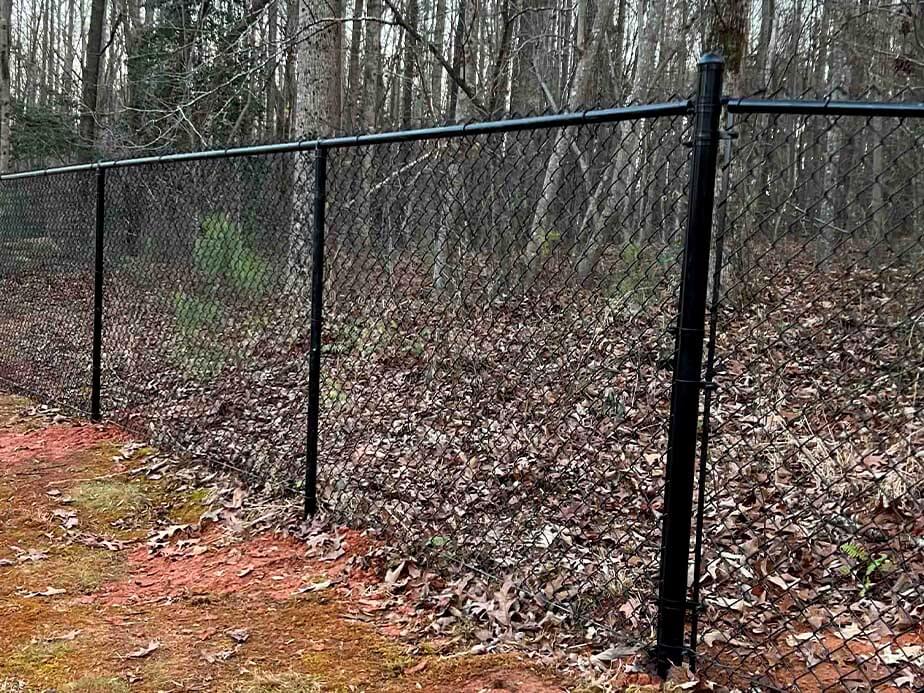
xmin=0 ymin=394 xmax=570 ymax=692
xmin=0 ymin=418 xmax=125 ymax=467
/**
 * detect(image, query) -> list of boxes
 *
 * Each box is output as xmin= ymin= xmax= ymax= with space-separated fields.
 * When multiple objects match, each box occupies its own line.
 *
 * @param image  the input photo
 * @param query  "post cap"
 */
xmin=698 ymin=52 xmax=724 ymax=66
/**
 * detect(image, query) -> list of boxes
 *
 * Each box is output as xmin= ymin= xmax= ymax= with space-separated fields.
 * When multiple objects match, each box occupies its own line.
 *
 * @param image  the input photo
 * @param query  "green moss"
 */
xmin=375 ymin=644 xmax=412 ymax=677
xmin=12 ymin=546 xmax=125 ymax=594
xmin=168 ymin=486 xmax=212 ymax=524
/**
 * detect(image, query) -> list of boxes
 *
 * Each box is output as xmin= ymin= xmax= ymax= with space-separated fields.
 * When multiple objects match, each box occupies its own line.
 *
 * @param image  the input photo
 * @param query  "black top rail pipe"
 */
xmin=726 ymin=97 xmax=924 ymax=118
xmin=0 ymin=101 xmax=691 ymax=181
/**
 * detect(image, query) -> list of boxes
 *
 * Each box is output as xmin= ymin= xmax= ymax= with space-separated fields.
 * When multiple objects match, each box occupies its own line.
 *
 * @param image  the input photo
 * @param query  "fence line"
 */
xmin=1 ymin=53 xmax=922 ymax=689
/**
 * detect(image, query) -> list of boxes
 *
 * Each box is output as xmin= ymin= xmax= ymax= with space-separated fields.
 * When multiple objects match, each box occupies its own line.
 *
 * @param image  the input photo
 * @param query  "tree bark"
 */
xmin=78 ymin=0 xmax=106 ymax=161
xmin=523 ymin=0 xmax=615 ymax=280
xmin=571 ymin=0 xmax=663 ymax=280
xmin=0 ymin=0 xmax=11 ymax=172
xmin=400 ymin=0 xmax=419 ymax=127
xmin=289 ymin=0 xmax=342 ymax=284
xmin=429 ymin=0 xmax=447 ymax=116
xmin=345 ymin=0 xmax=364 ymax=130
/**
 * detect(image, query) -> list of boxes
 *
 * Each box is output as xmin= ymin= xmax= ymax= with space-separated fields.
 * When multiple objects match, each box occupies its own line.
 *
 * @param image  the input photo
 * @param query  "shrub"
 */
xmin=173 ymin=291 xmax=222 ymax=336
xmin=193 ymin=213 xmax=268 ymax=294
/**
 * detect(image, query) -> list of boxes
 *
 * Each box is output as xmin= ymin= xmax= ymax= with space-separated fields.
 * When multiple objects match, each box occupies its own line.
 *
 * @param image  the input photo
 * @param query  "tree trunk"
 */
xmin=754 ymin=0 xmax=775 ymax=91
xmin=0 ymin=0 xmax=10 ymax=172
xmin=429 ymin=0 xmax=446 ymax=116
xmin=524 ymin=0 xmax=615 ymax=280
xmin=265 ymin=0 xmax=279 ymax=139
xmin=281 ymin=0 xmax=300 ymax=138
xmin=819 ymin=25 xmax=847 ymax=265
xmin=400 ymin=0 xmax=418 ymax=127
xmin=289 ymin=0 xmax=342 ymax=285
xmin=78 ymin=0 xmax=106 ymax=162
xmin=571 ymin=0 xmax=663 ymax=281
xmin=446 ymin=0 xmax=465 ymax=119
xmin=345 ymin=0 xmax=364 ymax=131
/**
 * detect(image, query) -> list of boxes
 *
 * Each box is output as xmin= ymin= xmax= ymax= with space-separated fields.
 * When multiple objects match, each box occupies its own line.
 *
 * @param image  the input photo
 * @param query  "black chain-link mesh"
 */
xmin=696 ymin=110 xmax=923 ymax=689
xmin=0 ymin=172 xmax=95 ymax=409
xmin=101 ymin=152 xmax=314 ymax=486
xmin=319 ymin=116 xmax=690 ymax=641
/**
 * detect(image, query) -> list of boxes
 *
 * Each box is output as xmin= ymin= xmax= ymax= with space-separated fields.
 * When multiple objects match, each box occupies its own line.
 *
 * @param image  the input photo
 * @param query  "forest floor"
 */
xmin=0 ymin=393 xmax=600 ymax=693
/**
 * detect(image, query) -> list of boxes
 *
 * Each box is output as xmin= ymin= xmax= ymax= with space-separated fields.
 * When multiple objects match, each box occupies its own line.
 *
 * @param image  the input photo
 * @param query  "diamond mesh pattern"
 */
xmin=0 ymin=172 xmax=95 ymax=409
xmin=696 ymin=110 xmax=923 ymax=690
xmin=101 ymin=153 xmax=314 ymax=485
xmin=319 ymin=117 xmax=690 ymax=639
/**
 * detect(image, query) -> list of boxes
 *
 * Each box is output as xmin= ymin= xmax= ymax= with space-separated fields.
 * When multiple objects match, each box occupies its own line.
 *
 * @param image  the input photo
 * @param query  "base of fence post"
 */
xmin=654 ymin=53 xmax=723 ymax=676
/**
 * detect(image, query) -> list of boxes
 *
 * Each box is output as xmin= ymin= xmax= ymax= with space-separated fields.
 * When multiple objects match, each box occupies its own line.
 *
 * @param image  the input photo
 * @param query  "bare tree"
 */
xmin=0 ymin=0 xmax=10 ymax=171
xmin=78 ymin=0 xmax=106 ymax=161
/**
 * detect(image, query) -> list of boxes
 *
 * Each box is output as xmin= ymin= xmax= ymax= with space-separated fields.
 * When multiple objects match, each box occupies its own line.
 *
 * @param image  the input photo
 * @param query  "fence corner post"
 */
xmin=90 ymin=166 xmax=106 ymax=422
xmin=655 ymin=52 xmax=724 ymax=676
xmin=305 ymin=146 xmax=328 ymax=518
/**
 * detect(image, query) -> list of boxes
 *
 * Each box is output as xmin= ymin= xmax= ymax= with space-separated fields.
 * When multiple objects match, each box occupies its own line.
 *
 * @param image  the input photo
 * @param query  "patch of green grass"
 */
xmin=64 ymin=676 xmax=130 ymax=692
xmin=5 ymin=639 xmax=73 ymax=675
xmin=72 ymin=480 xmax=148 ymax=519
xmin=167 ymin=486 xmax=212 ymax=524
xmin=231 ymin=671 xmax=322 ymax=693
xmin=12 ymin=546 xmax=125 ymax=594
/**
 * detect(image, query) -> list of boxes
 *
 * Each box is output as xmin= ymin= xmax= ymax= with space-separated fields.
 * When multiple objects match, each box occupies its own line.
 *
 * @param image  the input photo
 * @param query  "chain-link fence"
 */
xmin=692 ymin=101 xmax=924 ymax=690
xmin=0 ymin=56 xmax=920 ymax=689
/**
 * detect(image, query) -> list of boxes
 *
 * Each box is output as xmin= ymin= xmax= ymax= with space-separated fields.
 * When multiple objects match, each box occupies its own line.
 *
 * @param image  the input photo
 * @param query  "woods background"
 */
xmin=0 ymin=0 xmax=921 ymax=171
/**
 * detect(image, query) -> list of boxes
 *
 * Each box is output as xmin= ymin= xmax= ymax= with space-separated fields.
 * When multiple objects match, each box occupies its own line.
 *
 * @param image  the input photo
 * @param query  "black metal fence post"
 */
xmin=90 ymin=167 xmax=106 ymax=421
xmin=305 ymin=147 xmax=328 ymax=517
xmin=655 ymin=53 xmax=724 ymax=673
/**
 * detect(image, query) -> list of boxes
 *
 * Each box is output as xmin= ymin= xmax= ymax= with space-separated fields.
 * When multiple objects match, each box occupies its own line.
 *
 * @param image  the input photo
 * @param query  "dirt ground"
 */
xmin=0 ymin=394 xmax=579 ymax=692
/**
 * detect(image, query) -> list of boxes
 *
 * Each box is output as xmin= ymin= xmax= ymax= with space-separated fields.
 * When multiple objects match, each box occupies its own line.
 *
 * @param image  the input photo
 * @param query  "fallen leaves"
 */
xmin=2 ymin=236 xmax=921 ymax=692
xmin=296 ymin=579 xmax=332 ymax=593
xmin=41 ymin=629 xmax=82 ymax=642
xmin=122 ymin=640 xmax=160 ymax=659
xmin=226 ymin=628 xmax=250 ymax=643
xmin=20 ymin=586 xmax=66 ymax=598
xmin=590 ymin=645 xmax=638 ymax=667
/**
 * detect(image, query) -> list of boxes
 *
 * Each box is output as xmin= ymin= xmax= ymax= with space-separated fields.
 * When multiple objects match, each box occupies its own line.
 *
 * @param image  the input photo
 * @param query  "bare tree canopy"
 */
xmin=0 ymin=0 xmax=920 ymax=170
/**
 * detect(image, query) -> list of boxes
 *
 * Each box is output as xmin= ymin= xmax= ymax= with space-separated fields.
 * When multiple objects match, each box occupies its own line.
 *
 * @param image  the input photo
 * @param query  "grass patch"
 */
xmin=4 ymin=640 xmax=73 ymax=677
xmin=231 ymin=672 xmax=321 ymax=693
xmin=11 ymin=546 xmax=125 ymax=594
xmin=72 ymin=480 xmax=148 ymax=519
xmin=167 ymin=486 xmax=212 ymax=524
xmin=64 ymin=676 xmax=131 ymax=692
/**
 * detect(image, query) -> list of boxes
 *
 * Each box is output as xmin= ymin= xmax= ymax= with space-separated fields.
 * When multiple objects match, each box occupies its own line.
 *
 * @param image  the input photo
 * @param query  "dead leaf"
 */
xmin=22 ymin=586 xmax=66 ymax=598
xmin=702 ymin=630 xmax=727 ymax=647
xmin=404 ymin=660 xmax=428 ymax=674
xmin=202 ymin=648 xmax=235 ymax=663
xmin=227 ymin=628 xmax=250 ymax=643
xmin=296 ymin=580 xmax=331 ymax=593
xmin=148 ymin=524 xmax=190 ymax=545
xmin=590 ymin=645 xmax=638 ymax=665
xmin=123 ymin=641 xmax=160 ymax=659
xmin=44 ymin=629 xmax=81 ymax=642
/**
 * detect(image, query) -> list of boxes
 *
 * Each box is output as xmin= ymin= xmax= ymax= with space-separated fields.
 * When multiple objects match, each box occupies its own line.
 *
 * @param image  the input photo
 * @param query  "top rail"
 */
xmin=0 ymin=100 xmax=691 ymax=181
xmin=726 ymin=98 xmax=924 ymax=118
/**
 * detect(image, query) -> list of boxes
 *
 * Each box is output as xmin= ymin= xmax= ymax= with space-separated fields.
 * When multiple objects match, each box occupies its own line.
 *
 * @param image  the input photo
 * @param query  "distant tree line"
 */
xmin=0 ymin=0 xmax=920 ymax=171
